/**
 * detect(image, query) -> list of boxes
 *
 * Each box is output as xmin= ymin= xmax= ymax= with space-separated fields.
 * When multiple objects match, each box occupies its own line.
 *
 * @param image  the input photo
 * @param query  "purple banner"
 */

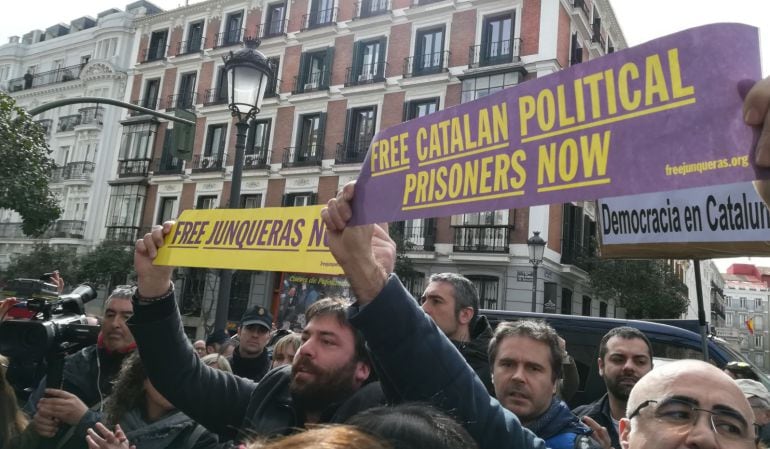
xmin=350 ymin=24 xmax=764 ymax=225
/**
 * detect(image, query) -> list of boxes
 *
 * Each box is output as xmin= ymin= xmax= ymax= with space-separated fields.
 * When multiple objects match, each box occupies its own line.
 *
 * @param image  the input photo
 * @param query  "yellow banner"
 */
xmin=153 ymin=206 xmax=342 ymax=275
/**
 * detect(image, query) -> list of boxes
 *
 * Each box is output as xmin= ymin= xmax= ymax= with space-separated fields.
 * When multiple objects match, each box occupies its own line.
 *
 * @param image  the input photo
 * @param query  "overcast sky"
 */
xmin=2 ymin=0 xmax=769 ymax=270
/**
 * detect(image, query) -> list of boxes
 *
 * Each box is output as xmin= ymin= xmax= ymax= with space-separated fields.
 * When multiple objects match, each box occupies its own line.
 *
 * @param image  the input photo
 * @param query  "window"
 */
xmin=740 ymin=297 xmax=748 ymax=308
xmin=264 ymin=3 xmax=286 ymax=36
xmin=570 ymin=32 xmax=583 ymax=66
xmin=210 ymin=67 xmax=228 ymax=103
xmin=223 ymin=11 xmax=244 ymax=45
xmin=204 ymin=124 xmax=227 ymax=157
xmin=561 ymin=288 xmax=573 ymax=315
xmin=755 ymin=335 xmax=764 ymax=348
xmin=599 ymin=301 xmax=608 ymax=317
xmin=294 ymin=113 xmax=325 ymax=163
xmin=105 ymin=184 xmax=146 ymax=229
xmin=185 ymin=20 xmax=204 ymax=53
xmin=726 ymin=312 xmax=733 ymax=327
xmin=755 ymin=316 xmax=764 ymax=331
xmin=297 ymin=49 xmax=333 ymax=92
xmin=246 ymin=119 xmax=271 ymax=158
xmin=265 ymin=57 xmax=280 ymax=97
xmin=308 ymin=0 xmax=335 ymax=28
xmin=157 ymin=197 xmax=177 ymax=224
xmin=142 ymin=79 xmax=161 ymax=109
xmin=358 ymin=0 xmax=388 ymax=17
xmin=756 ymin=353 xmax=764 ymax=367
xmin=229 ymin=271 xmax=252 ymax=322
xmin=80 ymin=55 xmax=91 ymax=65
xmin=452 ymin=210 xmax=508 ymax=226
xmin=119 ymin=123 xmax=155 ymax=161
xmin=283 ymin=192 xmax=316 ymax=207
xmin=240 ymin=194 xmax=263 ymax=208
xmin=581 ymin=295 xmax=592 ymax=316
xmin=177 ymin=72 xmax=197 ymax=109
xmin=413 ymin=27 xmax=445 ymax=75
xmin=148 ymin=29 xmax=168 ymax=61
xmin=341 ymin=106 xmax=376 ymax=161
xmin=543 ymin=282 xmax=557 ymax=313
xmin=739 ymin=313 xmax=748 ymax=327
xmin=481 ymin=13 xmax=515 ymax=66
xmin=757 ymin=298 xmax=763 ymax=309
xmin=196 ymin=195 xmax=218 ymax=209
xmin=461 ymin=72 xmax=519 ymax=103
xmin=351 ymin=38 xmax=386 ymax=84
xmin=467 ymin=275 xmax=499 ymax=310
xmin=402 ymin=273 xmax=425 ymax=300
xmin=404 ymin=98 xmax=439 ymax=120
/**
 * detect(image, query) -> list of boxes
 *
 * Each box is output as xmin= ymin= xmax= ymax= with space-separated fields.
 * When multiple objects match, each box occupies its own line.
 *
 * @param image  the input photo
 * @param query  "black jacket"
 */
xmin=227 ymin=347 xmax=270 ymax=382
xmin=127 ymin=295 xmax=385 ymax=443
xmin=572 ymin=393 xmax=619 ymax=449
xmin=452 ymin=315 xmax=494 ymax=395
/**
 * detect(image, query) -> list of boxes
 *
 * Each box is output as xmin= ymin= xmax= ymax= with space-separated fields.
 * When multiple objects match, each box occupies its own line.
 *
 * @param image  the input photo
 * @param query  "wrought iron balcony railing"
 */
xmin=47 ymin=220 xmax=86 ymax=239
xmin=7 ymin=64 xmax=83 ymax=91
xmin=345 ymin=62 xmax=387 ymax=86
xmin=34 ymin=119 xmax=53 ymax=136
xmin=118 ymin=158 xmax=151 ymax=177
xmin=468 ymin=38 xmax=522 ymax=68
xmin=303 ymin=7 xmax=338 ymax=30
xmin=243 ymin=150 xmax=271 ymax=170
xmin=57 ymin=114 xmax=81 ymax=132
xmin=78 ymin=106 xmax=104 ymax=126
xmin=560 ymin=238 xmax=594 ymax=270
xmin=0 ymin=223 xmax=26 ymax=239
xmin=452 ymin=225 xmax=510 ymax=253
xmin=292 ymin=70 xmax=330 ymax=94
xmin=152 ymin=154 xmax=185 ymax=175
xmin=192 ymin=153 xmax=228 ymax=172
xmin=259 ymin=19 xmax=289 ymax=38
xmin=403 ymin=50 xmax=450 ymax=78
xmin=393 ymin=219 xmax=436 ymax=251
xmin=166 ymin=93 xmax=198 ymax=111
xmin=142 ymin=45 xmax=168 ymax=62
xmin=335 ymin=138 xmax=371 ymax=164
xmin=283 ymin=146 xmax=323 ymax=168
xmin=51 ymin=161 xmax=96 ymax=182
xmin=177 ymin=37 xmax=205 ymax=55
xmin=130 ymin=97 xmax=162 ymax=114
xmin=215 ymin=28 xmax=246 ymax=48
xmin=105 ymin=226 xmax=151 ymax=244
xmin=204 ymin=88 xmax=228 ymax=106
xmin=355 ymin=0 xmax=389 ymax=18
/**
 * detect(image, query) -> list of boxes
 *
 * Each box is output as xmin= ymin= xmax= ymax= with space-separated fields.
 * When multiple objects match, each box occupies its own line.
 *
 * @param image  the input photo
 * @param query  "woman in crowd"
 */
xmin=270 ymin=333 xmax=301 ymax=369
xmin=1 ymin=353 xmax=29 ymax=448
xmin=201 ymin=353 xmax=232 ymax=372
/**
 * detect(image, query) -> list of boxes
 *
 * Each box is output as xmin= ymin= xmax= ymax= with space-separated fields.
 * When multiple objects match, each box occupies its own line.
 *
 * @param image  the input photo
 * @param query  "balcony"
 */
xmin=34 ymin=119 xmax=53 ymax=137
xmin=57 ymin=114 xmax=81 ymax=132
xmin=345 ymin=62 xmax=387 ymax=86
xmin=130 ymin=97 xmax=162 ymax=115
xmin=142 ymin=45 xmax=168 ymax=63
xmin=393 ymin=219 xmax=436 ymax=251
xmin=259 ymin=19 xmax=289 ymax=38
xmin=335 ymin=138 xmax=371 ymax=164
xmin=243 ymin=151 xmax=271 ymax=170
xmin=51 ymin=161 xmax=95 ymax=182
xmin=176 ymin=37 xmax=205 ymax=55
xmin=152 ymin=154 xmax=185 ymax=175
xmin=302 ymin=7 xmax=338 ymax=30
xmin=78 ymin=106 xmax=104 ymax=127
xmin=118 ymin=159 xmax=151 ymax=178
xmin=215 ymin=28 xmax=246 ymax=48
xmin=47 ymin=220 xmax=86 ymax=239
xmin=355 ymin=0 xmax=389 ymax=18
xmin=192 ymin=154 xmax=228 ymax=172
xmin=403 ymin=50 xmax=450 ymax=78
xmin=204 ymin=88 xmax=228 ymax=106
xmin=560 ymin=238 xmax=593 ymax=270
xmin=105 ymin=226 xmax=150 ymax=244
xmin=591 ymin=22 xmax=605 ymax=49
xmin=0 ymin=223 xmax=26 ymax=239
xmin=293 ymin=70 xmax=330 ymax=94
xmin=453 ymin=225 xmax=510 ymax=253
xmin=572 ymin=0 xmax=589 ymax=18
xmin=166 ymin=93 xmax=198 ymax=112
xmin=283 ymin=146 xmax=323 ymax=168
xmin=468 ymin=38 xmax=522 ymax=68
xmin=7 ymin=64 xmax=83 ymax=91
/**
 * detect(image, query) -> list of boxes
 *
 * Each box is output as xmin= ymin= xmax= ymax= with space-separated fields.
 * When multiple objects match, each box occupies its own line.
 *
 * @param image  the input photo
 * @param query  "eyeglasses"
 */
xmin=628 ymin=397 xmax=759 ymax=444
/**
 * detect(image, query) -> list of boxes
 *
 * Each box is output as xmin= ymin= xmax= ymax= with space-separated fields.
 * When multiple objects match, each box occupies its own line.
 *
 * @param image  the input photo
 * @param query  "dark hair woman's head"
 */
xmin=1 ymin=353 xmax=28 ymax=447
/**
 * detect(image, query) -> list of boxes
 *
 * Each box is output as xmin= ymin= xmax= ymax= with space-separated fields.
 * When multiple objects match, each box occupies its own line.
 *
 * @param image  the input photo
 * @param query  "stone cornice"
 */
xmin=134 ymin=0 xmax=253 ymax=29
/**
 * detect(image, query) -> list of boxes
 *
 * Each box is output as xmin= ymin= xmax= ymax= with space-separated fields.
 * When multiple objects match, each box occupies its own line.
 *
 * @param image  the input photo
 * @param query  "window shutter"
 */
xmin=297 ymin=53 xmax=308 ymax=91
xmin=323 ymin=47 xmax=335 ymax=88
xmin=318 ymin=112 xmax=327 ymax=157
xmin=245 ymin=119 xmax=257 ymax=155
xmin=351 ymin=41 xmax=362 ymax=82
xmin=281 ymin=194 xmax=289 ymax=206
xmin=343 ymin=109 xmax=352 ymax=148
xmin=377 ymin=37 xmax=387 ymax=78
xmin=311 ymin=192 xmax=317 ymax=205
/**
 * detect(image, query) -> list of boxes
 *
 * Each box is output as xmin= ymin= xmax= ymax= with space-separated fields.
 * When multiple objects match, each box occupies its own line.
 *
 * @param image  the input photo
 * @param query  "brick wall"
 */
xmin=142 ymin=184 xmax=159 ymax=228
xmin=444 ymin=83 xmax=462 ymax=108
xmin=511 ymin=207 xmax=531 ymax=244
xmin=381 ymin=91 xmax=406 ymax=129
xmin=289 ymin=0 xmax=309 ymax=33
xmin=198 ymin=61 xmax=214 ymax=99
xmin=205 ymin=17 xmax=221 ymax=49
xmin=193 ymin=116 xmax=207 ymax=157
xmin=331 ymin=34 xmax=354 ymax=86
xmin=153 ymin=122 xmax=169 ymax=159
xmin=324 ymin=99 xmax=348 ymax=158
xmin=180 ymin=183 xmax=196 ymax=212
xmin=556 ymin=4 xmax=570 ymax=68
xmin=160 ymin=67 xmax=178 ymax=109
xmin=245 ymin=7 xmax=262 ymax=38
xmin=449 ymin=10 xmax=476 ymax=68
xmin=130 ymin=74 xmax=143 ymax=102
xmin=272 ymin=106 xmax=296 ymax=163
xmin=221 ymin=181 xmax=232 ymax=207
xmin=169 ymin=26 xmax=183 ymax=57
xmin=266 ymin=178 xmax=287 ymax=206
xmin=281 ymin=45 xmax=301 ymax=94
xmin=317 ymin=176 xmax=339 ymax=203
xmin=547 ymin=204 xmax=563 ymax=252
xmin=387 ymin=23 xmax=412 ymax=77
xmin=521 ymin=0 xmax=541 ymax=56
xmin=435 ymin=216 xmax=452 ymax=244
xmin=137 ymin=35 xmax=148 ymax=64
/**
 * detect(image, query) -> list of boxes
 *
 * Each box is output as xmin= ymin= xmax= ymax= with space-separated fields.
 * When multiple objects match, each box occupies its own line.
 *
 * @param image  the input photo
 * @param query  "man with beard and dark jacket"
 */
xmin=487 ymin=320 xmax=601 ymax=449
xmin=129 ymin=229 xmax=384 ymax=444
xmin=573 ymin=327 xmax=653 ymax=449
xmin=419 ymin=273 xmax=494 ymax=394
xmin=22 ymin=286 xmax=136 ymax=448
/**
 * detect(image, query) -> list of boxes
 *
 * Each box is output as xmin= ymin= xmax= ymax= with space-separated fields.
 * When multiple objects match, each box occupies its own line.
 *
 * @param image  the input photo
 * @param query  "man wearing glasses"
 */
xmin=621 ymin=359 xmax=759 ymax=449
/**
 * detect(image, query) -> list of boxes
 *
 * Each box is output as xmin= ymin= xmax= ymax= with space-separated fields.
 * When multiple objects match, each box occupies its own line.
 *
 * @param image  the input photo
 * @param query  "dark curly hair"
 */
xmin=103 ymin=352 xmax=147 ymax=425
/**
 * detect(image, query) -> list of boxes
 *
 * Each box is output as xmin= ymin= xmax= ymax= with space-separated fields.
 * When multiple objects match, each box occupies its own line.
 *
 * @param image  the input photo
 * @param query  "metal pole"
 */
xmin=693 ymin=259 xmax=710 ymax=361
xmin=531 ymin=264 xmax=538 ymax=312
xmin=214 ymin=120 xmax=250 ymax=331
xmin=28 ymin=96 xmax=195 ymax=125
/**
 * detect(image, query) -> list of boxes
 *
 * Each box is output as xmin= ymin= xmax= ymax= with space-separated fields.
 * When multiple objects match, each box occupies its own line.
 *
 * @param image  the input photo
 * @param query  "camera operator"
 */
xmin=23 ymin=286 xmax=136 ymax=447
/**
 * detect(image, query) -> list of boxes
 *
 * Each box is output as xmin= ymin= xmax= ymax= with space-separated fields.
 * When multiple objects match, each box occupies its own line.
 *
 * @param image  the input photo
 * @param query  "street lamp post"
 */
xmin=527 ymin=231 xmax=546 ymax=313
xmin=214 ymin=38 xmax=273 ymax=332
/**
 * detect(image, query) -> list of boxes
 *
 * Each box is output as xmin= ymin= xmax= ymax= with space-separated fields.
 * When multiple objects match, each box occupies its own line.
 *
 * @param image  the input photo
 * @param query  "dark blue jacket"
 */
xmin=530 ymin=397 xmax=599 ymax=449
xmin=348 ymin=274 xmax=547 ymax=449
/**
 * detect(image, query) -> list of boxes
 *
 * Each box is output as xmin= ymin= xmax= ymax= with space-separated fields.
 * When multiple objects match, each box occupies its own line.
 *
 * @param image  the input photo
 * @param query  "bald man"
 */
xmin=620 ymin=360 xmax=758 ymax=449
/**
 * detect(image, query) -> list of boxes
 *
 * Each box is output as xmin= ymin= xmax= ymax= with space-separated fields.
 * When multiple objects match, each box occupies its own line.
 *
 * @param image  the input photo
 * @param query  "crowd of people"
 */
xmin=1 ymin=75 xmax=770 ymax=449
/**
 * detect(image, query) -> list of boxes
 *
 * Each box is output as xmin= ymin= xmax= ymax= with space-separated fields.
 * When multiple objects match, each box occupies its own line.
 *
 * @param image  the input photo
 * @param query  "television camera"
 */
xmin=0 ymin=278 xmax=99 ymax=397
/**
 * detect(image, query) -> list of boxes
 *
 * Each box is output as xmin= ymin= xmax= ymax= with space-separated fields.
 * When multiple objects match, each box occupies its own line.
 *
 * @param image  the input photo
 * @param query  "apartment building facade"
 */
xmin=111 ymin=0 xmax=625 ymax=336
xmin=0 ymin=2 xmax=162 ymax=268
xmin=720 ymin=263 xmax=770 ymax=372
